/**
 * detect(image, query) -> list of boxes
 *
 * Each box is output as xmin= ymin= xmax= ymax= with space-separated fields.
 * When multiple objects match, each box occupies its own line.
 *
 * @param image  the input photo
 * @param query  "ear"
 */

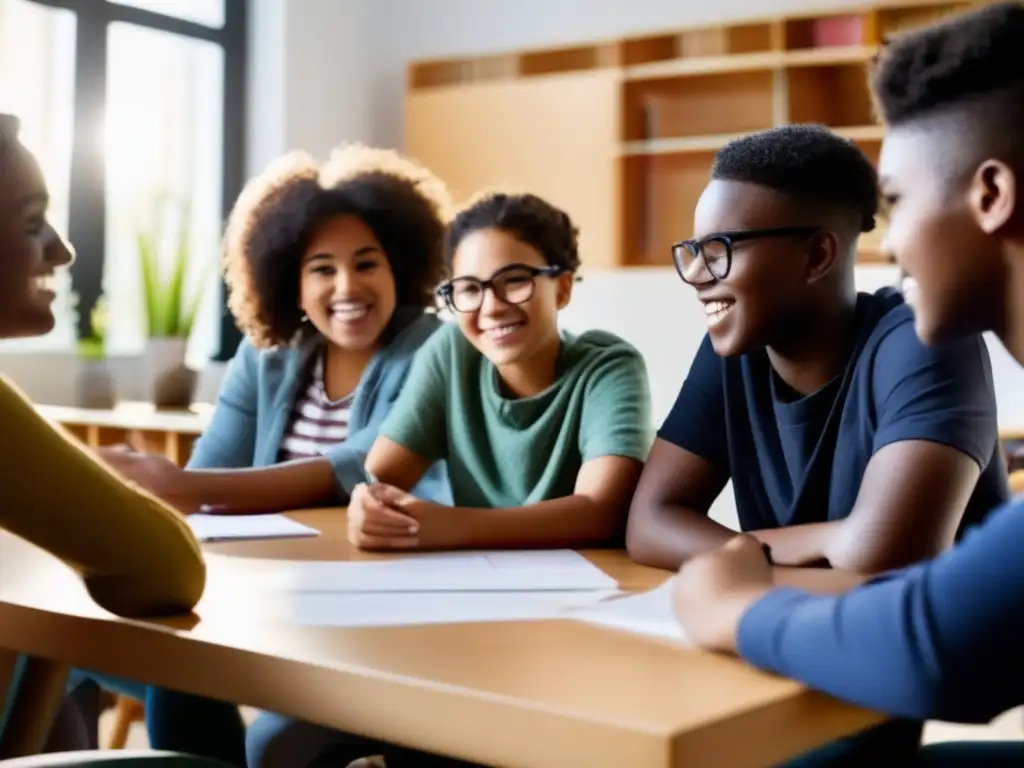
xmin=968 ymin=159 xmax=1017 ymax=234
xmin=803 ymin=230 xmax=842 ymax=284
xmin=555 ymin=271 xmax=574 ymax=310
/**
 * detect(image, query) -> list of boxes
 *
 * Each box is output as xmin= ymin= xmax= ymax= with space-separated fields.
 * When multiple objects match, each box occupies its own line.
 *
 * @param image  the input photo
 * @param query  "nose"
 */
xmin=331 ymin=266 xmax=357 ymax=298
xmin=480 ymin=284 xmax=512 ymax=315
xmin=684 ymin=256 xmax=711 ymax=285
xmin=45 ymin=224 xmax=74 ymax=268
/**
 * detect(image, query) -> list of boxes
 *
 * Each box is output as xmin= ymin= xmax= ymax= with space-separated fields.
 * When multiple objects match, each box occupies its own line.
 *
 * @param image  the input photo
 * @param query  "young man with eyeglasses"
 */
xmin=626 ymin=124 xmax=1008 ymax=593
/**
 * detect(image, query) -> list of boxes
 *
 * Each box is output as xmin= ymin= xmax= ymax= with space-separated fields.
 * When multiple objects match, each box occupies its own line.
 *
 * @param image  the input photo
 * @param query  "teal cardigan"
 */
xmin=187 ymin=310 xmax=451 ymax=503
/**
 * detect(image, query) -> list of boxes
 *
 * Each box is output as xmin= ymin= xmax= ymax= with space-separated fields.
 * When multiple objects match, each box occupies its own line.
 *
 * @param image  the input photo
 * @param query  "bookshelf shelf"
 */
xmin=406 ymin=1 xmax=989 ymax=270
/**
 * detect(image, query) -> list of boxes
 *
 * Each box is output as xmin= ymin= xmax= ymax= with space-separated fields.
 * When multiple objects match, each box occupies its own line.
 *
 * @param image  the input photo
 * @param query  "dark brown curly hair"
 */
xmin=444 ymin=191 xmax=581 ymax=273
xmin=223 ymin=144 xmax=452 ymax=348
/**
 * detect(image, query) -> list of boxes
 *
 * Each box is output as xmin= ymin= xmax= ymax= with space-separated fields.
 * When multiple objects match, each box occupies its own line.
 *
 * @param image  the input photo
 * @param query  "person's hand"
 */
xmin=347 ymin=482 xmax=421 ymax=550
xmin=672 ymin=534 xmax=775 ymax=653
xmin=347 ymin=484 xmax=462 ymax=551
xmin=96 ymin=449 xmax=200 ymax=514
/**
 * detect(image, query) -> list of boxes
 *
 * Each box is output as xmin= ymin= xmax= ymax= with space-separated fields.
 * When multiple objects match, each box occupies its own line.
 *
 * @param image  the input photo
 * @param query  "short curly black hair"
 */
xmin=871 ymin=2 xmax=1024 ymax=128
xmin=223 ymin=144 xmax=452 ymax=348
xmin=444 ymin=192 xmax=581 ymax=273
xmin=711 ymin=125 xmax=878 ymax=234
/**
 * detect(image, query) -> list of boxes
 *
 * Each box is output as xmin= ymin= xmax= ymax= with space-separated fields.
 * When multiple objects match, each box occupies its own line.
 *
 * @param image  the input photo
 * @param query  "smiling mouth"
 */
xmin=31 ymin=274 xmax=55 ymax=299
xmin=481 ymin=321 xmax=525 ymax=340
xmin=703 ymin=299 xmax=734 ymax=328
xmin=330 ymin=302 xmax=371 ymax=323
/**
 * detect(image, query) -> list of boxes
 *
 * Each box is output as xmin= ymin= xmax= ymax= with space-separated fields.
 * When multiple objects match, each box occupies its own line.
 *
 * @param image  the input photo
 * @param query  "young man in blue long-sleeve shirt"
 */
xmin=672 ymin=3 xmax=1024 ymax=763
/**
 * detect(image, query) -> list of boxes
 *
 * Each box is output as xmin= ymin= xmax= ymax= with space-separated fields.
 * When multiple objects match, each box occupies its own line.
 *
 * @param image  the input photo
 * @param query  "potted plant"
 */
xmin=138 ymin=199 xmax=212 ymax=409
xmin=74 ymin=295 xmax=115 ymax=409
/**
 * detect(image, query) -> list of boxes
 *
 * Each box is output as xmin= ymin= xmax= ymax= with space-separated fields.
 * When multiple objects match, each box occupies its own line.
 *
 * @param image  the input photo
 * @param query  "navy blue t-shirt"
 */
xmin=658 ymin=288 xmax=1008 ymax=534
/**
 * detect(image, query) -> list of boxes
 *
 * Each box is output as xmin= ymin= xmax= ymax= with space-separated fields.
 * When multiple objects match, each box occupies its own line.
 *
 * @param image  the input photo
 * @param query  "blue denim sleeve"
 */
xmin=737 ymin=498 xmax=1024 ymax=723
xmin=187 ymin=339 xmax=259 ymax=470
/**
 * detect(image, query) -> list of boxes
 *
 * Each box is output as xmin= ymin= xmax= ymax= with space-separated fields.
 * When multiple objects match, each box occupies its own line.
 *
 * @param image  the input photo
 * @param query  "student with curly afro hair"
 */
xmin=247 ymin=192 xmax=654 ymax=768
xmin=102 ymin=143 xmax=454 ymax=514
xmin=74 ymin=145 xmax=457 ymax=766
xmin=674 ymin=4 xmax=1024 ymax=766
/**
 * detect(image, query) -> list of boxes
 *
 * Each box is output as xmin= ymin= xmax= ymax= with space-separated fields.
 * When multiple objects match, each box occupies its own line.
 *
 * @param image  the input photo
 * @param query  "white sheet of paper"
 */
xmin=250 ymin=549 xmax=618 ymax=593
xmin=569 ymin=579 xmax=689 ymax=645
xmin=287 ymin=588 xmax=621 ymax=627
xmin=187 ymin=513 xmax=320 ymax=542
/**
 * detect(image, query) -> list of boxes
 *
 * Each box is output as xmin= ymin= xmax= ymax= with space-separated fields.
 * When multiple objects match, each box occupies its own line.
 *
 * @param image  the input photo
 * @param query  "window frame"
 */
xmin=25 ymin=0 xmax=246 ymax=361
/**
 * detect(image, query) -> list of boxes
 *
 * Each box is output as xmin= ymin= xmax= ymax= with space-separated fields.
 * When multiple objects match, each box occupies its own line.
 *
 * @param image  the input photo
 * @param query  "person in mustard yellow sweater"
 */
xmin=0 ymin=111 xmax=211 ymax=759
xmin=0 ymin=113 xmax=205 ymax=619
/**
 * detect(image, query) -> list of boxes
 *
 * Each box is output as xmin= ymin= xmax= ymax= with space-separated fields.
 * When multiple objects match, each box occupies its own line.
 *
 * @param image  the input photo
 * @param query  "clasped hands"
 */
xmin=347 ymin=482 xmax=454 ymax=551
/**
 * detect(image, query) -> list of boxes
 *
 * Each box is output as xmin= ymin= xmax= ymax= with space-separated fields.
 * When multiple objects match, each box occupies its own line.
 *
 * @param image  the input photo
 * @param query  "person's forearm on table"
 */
xmin=626 ymin=504 xmax=737 ymax=570
xmin=446 ymin=496 xmax=626 ymax=549
xmin=184 ymin=458 xmax=341 ymax=513
xmin=752 ymin=524 xmax=874 ymax=592
xmin=772 ymin=565 xmax=869 ymax=593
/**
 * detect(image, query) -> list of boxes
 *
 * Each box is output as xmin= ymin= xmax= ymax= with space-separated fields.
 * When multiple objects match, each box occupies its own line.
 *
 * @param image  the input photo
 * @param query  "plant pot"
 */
xmin=75 ymin=359 xmax=116 ymax=409
xmin=144 ymin=337 xmax=197 ymax=409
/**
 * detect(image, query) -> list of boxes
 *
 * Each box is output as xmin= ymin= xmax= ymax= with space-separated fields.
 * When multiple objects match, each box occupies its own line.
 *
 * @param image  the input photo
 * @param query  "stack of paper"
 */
xmin=569 ymin=579 xmax=689 ymax=645
xmin=188 ymin=513 xmax=320 ymax=542
xmin=288 ymin=589 xmax=618 ymax=628
xmin=257 ymin=549 xmax=618 ymax=593
xmin=246 ymin=550 xmax=621 ymax=628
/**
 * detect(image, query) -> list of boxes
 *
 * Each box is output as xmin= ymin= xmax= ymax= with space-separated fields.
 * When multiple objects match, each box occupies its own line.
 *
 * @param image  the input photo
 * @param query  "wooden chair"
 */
xmin=105 ymin=695 xmax=145 ymax=750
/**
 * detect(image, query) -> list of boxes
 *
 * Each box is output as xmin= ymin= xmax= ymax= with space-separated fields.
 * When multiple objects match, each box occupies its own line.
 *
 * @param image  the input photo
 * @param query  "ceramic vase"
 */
xmin=74 ymin=359 xmax=116 ymax=409
xmin=144 ymin=337 xmax=196 ymax=409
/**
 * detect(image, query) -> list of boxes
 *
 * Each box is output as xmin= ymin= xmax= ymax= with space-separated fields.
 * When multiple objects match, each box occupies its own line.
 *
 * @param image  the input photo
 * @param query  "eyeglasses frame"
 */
xmin=436 ymin=262 xmax=573 ymax=314
xmin=671 ymin=226 xmax=823 ymax=285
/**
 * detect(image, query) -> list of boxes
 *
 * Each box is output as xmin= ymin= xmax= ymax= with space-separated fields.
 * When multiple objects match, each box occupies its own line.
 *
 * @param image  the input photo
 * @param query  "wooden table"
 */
xmin=0 ymin=510 xmax=881 ymax=767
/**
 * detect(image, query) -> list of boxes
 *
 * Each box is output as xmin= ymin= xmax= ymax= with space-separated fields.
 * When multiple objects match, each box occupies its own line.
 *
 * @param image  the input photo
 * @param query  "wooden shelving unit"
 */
xmin=405 ymin=1 xmax=982 ymax=270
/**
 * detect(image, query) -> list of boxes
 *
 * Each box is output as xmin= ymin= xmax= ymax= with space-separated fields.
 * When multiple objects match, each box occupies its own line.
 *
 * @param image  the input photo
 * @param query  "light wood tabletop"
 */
xmin=0 ymin=510 xmax=881 ymax=767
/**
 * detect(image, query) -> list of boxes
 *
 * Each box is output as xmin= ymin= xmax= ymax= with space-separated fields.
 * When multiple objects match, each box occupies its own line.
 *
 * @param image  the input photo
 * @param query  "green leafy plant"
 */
xmin=137 ymin=200 xmax=215 ymax=339
xmin=77 ymin=295 xmax=108 ymax=361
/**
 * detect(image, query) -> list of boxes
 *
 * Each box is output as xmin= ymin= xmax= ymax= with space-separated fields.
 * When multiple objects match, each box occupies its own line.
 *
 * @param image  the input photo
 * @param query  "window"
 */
xmin=104 ymin=22 xmax=224 ymax=361
xmin=0 ymin=0 xmax=245 ymax=361
xmin=107 ymin=0 xmax=225 ymax=28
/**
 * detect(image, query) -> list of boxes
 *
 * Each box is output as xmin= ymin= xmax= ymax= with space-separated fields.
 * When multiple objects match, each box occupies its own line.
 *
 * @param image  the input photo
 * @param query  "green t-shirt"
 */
xmin=380 ymin=322 xmax=653 ymax=508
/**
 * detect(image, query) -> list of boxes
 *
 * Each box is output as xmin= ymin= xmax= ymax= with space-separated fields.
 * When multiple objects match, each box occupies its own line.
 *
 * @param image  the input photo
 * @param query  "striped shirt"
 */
xmin=278 ymin=355 xmax=354 ymax=462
